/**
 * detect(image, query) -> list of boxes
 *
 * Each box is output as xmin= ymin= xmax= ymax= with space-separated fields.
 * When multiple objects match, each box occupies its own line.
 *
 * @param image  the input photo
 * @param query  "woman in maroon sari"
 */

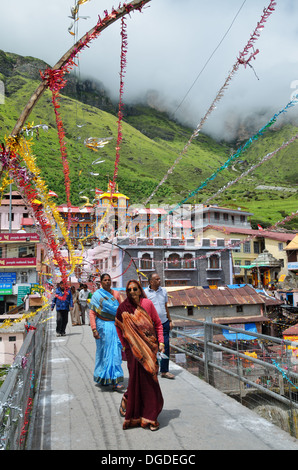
xmin=115 ymin=279 xmax=165 ymax=431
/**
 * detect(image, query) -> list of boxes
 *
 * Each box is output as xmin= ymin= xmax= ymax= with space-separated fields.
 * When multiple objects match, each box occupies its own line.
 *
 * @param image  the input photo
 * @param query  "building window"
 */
xmin=165 ymin=279 xmax=188 ymax=286
xmin=187 ymin=306 xmax=193 ymax=316
xmin=208 ymin=254 xmax=220 ymax=269
xmin=112 ymin=256 xmax=117 ymax=268
xmin=254 ymin=241 xmax=260 ymax=254
xmin=167 ymin=253 xmax=181 ymax=269
xmin=223 ymin=213 xmax=229 ymax=221
xmin=9 ymin=336 xmax=16 ymax=342
xmin=214 ymin=212 xmax=220 ymax=221
xmin=140 ymin=253 xmax=153 ymax=270
xmin=243 ymin=241 xmax=251 ymax=253
xmin=183 ymin=253 xmax=194 ymax=269
xmin=230 ymin=239 xmax=241 ymax=251
xmin=278 ymin=242 xmax=283 ymax=251
xmin=236 ymin=306 xmax=243 ymax=313
xmin=240 ymin=215 xmax=245 ymax=223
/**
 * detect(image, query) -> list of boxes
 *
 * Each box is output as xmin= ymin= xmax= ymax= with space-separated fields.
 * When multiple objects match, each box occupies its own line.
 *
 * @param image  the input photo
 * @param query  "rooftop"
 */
xmin=203 ymin=225 xmax=295 ymax=242
xmin=166 ymin=284 xmax=266 ymax=307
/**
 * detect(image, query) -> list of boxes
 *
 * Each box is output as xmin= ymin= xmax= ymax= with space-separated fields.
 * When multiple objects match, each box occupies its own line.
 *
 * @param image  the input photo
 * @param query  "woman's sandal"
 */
xmin=112 ymin=384 xmax=127 ymax=393
xmin=149 ymin=424 xmax=159 ymax=432
xmin=119 ymin=398 xmax=126 ymax=417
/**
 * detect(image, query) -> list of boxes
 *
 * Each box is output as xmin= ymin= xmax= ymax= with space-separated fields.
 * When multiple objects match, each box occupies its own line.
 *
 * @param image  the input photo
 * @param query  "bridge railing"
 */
xmin=0 ymin=306 xmax=50 ymax=450
xmin=170 ymin=314 xmax=298 ymax=437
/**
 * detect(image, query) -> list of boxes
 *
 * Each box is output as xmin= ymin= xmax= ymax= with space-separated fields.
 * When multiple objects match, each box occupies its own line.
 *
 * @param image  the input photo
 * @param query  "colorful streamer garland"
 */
xmin=204 ymin=133 xmax=298 ymax=204
xmin=110 ymin=16 xmax=128 ymax=196
xmin=0 ymin=2 xmax=148 ymax=302
xmin=40 ymin=65 xmax=74 ymax=229
xmin=0 ymin=133 xmax=76 ymax=296
xmin=176 ymin=93 xmax=298 ymax=209
xmin=144 ymin=0 xmax=277 ymax=205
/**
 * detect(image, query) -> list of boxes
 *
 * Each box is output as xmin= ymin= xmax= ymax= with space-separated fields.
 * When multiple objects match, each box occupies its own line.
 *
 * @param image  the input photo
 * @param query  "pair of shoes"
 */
xmin=149 ymin=424 xmax=159 ymax=432
xmin=56 ymin=333 xmax=61 ymax=337
xmin=112 ymin=384 xmax=127 ymax=393
xmin=161 ymin=372 xmax=175 ymax=379
xmin=119 ymin=398 xmax=126 ymax=417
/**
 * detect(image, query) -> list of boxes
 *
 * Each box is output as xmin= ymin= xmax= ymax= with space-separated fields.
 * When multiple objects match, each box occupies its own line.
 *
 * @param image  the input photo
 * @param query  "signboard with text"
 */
xmin=0 ymin=287 xmax=13 ymax=295
xmin=0 ymin=233 xmax=39 ymax=243
xmin=0 ymin=272 xmax=16 ymax=283
xmin=17 ymin=285 xmax=31 ymax=305
xmin=0 ymin=258 xmax=37 ymax=267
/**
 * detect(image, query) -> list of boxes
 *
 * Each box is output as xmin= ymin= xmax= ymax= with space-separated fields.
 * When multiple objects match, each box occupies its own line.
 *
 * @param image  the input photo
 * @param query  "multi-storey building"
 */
xmin=191 ymin=204 xmax=253 ymax=233
xmin=0 ymin=191 xmax=46 ymax=312
xmin=202 ymin=225 xmax=295 ymax=288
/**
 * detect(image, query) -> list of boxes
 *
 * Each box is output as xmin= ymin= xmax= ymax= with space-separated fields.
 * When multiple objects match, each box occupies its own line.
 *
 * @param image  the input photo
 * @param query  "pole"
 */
xmin=9 ymin=183 xmax=12 ymax=233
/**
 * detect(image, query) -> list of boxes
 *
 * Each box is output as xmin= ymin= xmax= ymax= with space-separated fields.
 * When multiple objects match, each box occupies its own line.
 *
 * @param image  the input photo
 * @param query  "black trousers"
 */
xmin=56 ymin=309 xmax=69 ymax=335
xmin=160 ymin=320 xmax=170 ymax=373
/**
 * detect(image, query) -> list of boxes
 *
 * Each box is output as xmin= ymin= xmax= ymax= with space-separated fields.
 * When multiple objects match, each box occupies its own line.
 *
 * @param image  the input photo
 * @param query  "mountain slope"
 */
xmin=0 ymin=50 xmax=297 ymax=229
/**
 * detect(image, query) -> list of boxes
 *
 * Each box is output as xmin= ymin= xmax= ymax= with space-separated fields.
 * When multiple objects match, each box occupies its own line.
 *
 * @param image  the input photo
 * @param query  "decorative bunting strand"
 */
xmin=1 ymin=2 xmax=149 ymax=300
xmin=205 ymin=133 xmax=298 ymax=204
xmin=40 ymin=66 xmax=73 ymax=228
xmin=11 ymin=1 xmax=150 ymax=136
xmin=173 ymin=93 xmax=298 ymax=211
xmin=1 ymin=136 xmax=76 ymax=296
xmin=110 ymin=16 xmax=128 ymax=196
xmin=144 ymin=0 xmax=277 ymax=205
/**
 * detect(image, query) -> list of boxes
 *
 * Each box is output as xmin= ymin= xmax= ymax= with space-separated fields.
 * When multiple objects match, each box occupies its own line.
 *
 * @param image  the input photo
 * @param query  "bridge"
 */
xmin=1 ymin=308 xmax=298 ymax=451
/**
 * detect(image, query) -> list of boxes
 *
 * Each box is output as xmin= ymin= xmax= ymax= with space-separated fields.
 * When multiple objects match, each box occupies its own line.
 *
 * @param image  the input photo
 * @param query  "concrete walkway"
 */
xmin=30 ymin=314 xmax=298 ymax=451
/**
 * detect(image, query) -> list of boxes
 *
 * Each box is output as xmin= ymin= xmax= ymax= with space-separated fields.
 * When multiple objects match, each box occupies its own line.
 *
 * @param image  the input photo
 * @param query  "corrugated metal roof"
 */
xmin=166 ymin=285 xmax=265 ymax=307
xmin=282 ymin=324 xmax=298 ymax=336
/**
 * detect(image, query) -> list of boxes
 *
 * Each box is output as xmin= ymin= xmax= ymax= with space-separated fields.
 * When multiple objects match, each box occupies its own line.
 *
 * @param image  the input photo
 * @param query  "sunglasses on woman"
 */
xmin=128 ymin=287 xmax=138 ymax=292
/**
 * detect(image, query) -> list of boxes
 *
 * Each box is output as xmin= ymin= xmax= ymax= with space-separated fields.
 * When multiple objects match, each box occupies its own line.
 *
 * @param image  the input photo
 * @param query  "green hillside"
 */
xmin=0 ymin=50 xmax=297 ymax=230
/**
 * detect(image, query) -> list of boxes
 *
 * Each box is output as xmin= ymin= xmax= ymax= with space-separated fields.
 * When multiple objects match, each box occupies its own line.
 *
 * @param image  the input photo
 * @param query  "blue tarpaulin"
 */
xmin=222 ymin=322 xmax=258 ymax=341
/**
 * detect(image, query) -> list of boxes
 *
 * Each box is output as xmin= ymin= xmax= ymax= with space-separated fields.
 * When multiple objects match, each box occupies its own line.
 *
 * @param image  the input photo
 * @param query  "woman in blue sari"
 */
xmin=89 ymin=273 xmax=125 ymax=391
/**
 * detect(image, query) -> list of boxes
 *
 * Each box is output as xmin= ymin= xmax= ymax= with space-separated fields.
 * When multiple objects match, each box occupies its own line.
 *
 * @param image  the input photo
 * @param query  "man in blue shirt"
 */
xmin=51 ymin=282 xmax=73 ymax=336
xmin=145 ymin=273 xmax=175 ymax=379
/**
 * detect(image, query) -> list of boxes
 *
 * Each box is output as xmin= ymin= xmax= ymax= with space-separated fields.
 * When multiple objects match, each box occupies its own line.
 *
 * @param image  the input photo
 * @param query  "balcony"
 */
xmin=118 ymin=237 xmax=196 ymax=247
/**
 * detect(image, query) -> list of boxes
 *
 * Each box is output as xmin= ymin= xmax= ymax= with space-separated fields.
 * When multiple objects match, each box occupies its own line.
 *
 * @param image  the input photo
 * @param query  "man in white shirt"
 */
xmin=79 ymin=284 xmax=91 ymax=325
xmin=145 ymin=273 xmax=175 ymax=379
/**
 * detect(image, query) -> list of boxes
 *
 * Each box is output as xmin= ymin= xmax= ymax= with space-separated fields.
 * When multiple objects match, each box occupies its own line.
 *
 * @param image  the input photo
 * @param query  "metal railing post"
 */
xmin=204 ymin=317 xmax=214 ymax=385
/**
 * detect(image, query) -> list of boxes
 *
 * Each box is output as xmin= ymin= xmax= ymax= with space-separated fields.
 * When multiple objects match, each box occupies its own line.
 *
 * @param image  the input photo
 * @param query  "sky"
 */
xmin=1 ymin=0 xmax=298 ymax=141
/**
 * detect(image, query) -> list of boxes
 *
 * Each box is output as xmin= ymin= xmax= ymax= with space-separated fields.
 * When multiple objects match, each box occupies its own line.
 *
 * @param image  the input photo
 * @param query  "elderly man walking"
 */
xmin=145 ymin=273 xmax=175 ymax=379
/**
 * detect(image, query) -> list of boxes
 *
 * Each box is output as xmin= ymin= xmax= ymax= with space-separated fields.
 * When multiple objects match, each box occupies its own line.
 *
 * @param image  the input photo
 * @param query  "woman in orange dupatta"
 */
xmin=115 ymin=279 xmax=165 ymax=431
